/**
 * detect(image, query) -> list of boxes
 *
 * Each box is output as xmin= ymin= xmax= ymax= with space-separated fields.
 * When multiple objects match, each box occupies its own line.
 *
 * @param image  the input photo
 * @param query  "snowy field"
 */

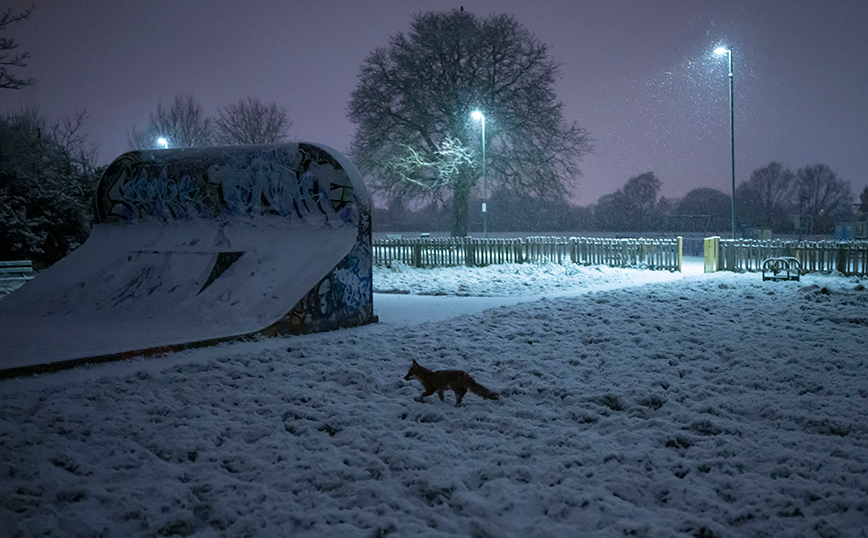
xmin=2 ymin=261 xmax=867 ymax=537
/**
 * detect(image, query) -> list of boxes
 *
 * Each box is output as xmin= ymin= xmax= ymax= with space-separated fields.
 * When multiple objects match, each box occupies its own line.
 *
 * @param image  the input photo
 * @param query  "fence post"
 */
xmin=703 ymin=236 xmax=719 ymax=272
xmin=836 ymin=243 xmax=848 ymax=275
xmin=413 ymin=240 xmax=422 ymax=268
xmin=725 ymin=240 xmax=736 ymax=271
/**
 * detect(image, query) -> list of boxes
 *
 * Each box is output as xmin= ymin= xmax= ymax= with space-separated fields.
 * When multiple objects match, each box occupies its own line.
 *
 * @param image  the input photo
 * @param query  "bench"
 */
xmin=0 ymin=260 xmax=34 ymax=281
xmin=762 ymin=257 xmax=801 ymax=282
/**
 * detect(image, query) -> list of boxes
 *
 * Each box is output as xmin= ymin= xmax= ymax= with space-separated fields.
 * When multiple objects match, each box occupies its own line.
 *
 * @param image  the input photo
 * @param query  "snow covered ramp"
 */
xmin=0 ymin=143 xmax=375 ymax=376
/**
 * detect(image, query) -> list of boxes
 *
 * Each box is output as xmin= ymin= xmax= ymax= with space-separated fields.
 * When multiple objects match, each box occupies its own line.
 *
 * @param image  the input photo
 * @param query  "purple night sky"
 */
xmin=5 ymin=0 xmax=867 ymax=205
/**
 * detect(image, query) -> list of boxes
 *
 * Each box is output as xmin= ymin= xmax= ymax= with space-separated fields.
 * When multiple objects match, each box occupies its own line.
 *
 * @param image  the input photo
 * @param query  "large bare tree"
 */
xmin=127 ymin=94 xmax=213 ymax=150
xmin=348 ymin=9 xmax=593 ymax=236
xmin=0 ymin=6 xmax=34 ymax=90
xmin=214 ymin=97 xmax=291 ymax=145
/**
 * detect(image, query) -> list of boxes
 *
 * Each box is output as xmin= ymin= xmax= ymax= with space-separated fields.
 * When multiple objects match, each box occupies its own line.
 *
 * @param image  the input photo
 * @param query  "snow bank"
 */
xmin=1 ymin=265 xmax=866 ymax=537
xmin=373 ymin=260 xmax=693 ymax=297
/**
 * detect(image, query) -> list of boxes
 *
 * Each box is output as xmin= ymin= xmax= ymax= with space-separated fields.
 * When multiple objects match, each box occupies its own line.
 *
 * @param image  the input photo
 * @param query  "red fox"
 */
xmin=403 ymin=360 xmax=498 ymax=406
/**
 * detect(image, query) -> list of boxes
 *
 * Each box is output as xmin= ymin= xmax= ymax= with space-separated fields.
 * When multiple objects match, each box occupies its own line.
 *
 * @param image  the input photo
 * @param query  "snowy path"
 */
xmin=1 ymin=262 xmax=867 ymax=538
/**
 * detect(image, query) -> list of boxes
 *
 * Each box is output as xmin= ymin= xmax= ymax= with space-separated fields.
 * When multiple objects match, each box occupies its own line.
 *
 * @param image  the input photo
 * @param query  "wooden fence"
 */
xmin=569 ymin=237 xmax=682 ymax=271
xmin=373 ymin=236 xmax=683 ymax=272
xmin=716 ymin=239 xmax=868 ymax=276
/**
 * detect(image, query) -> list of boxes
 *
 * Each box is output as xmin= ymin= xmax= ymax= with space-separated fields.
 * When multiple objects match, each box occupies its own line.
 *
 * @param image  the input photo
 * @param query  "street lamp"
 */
xmin=715 ymin=45 xmax=736 ymax=239
xmin=156 ymin=137 xmax=169 ymax=149
xmin=471 ymin=109 xmax=487 ymax=237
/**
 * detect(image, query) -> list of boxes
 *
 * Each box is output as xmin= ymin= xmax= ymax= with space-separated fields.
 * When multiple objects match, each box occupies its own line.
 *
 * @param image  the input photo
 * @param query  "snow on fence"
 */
xmin=373 ymin=236 xmax=682 ymax=271
xmin=717 ymin=239 xmax=868 ymax=276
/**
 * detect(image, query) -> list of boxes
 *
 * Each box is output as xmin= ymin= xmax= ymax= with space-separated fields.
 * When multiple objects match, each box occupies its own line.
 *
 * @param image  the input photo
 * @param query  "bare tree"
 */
xmin=594 ymin=172 xmax=661 ymax=231
xmin=736 ymin=161 xmax=796 ymax=232
xmin=0 ymin=6 xmax=34 ymax=90
xmin=214 ymin=97 xmax=291 ymax=145
xmin=674 ymin=188 xmax=731 ymax=232
xmin=349 ymin=9 xmax=593 ymax=236
xmin=796 ymin=164 xmax=852 ymax=233
xmin=127 ymin=94 xmax=213 ymax=150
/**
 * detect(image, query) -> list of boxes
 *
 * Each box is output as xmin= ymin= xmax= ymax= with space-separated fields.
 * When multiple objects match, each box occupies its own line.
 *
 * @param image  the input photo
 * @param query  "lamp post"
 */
xmin=714 ymin=46 xmax=736 ymax=239
xmin=471 ymin=109 xmax=487 ymax=237
xmin=156 ymin=137 xmax=169 ymax=150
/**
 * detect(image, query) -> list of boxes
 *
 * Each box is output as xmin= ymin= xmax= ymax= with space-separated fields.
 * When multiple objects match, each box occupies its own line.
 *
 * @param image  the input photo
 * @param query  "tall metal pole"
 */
xmin=481 ymin=113 xmax=487 ymax=238
xmin=471 ymin=109 xmax=488 ymax=237
xmin=727 ymin=48 xmax=736 ymax=240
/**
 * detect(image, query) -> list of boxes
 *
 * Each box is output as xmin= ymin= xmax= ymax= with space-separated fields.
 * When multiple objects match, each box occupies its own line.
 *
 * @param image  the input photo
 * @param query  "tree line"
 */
xmin=594 ymin=163 xmax=860 ymax=235
xmin=377 ymin=163 xmax=866 ymax=235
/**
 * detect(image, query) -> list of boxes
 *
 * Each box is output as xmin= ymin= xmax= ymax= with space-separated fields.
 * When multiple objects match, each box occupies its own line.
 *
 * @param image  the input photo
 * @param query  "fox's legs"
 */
xmin=419 ymin=388 xmax=436 ymax=401
xmin=418 ymin=388 xmax=465 ymax=406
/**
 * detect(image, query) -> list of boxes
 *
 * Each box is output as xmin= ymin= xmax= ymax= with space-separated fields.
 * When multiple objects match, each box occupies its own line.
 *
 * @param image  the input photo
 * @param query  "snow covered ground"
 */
xmin=1 ymin=261 xmax=867 ymax=537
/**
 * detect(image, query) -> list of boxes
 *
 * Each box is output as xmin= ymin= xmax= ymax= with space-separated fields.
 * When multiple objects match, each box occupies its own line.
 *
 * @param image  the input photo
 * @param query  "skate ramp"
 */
xmin=0 ymin=143 xmax=375 ymax=377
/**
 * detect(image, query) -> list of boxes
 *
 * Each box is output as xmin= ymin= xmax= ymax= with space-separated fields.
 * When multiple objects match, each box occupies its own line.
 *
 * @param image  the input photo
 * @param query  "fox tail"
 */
xmin=468 ymin=381 xmax=499 ymax=400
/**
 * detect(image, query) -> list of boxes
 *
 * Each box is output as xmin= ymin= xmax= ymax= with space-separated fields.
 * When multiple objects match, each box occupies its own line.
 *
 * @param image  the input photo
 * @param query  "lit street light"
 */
xmin=715 ymin=45 xmax=736 ymax=239
xmin=156 ymin=137 xmax=169 ymax=149
xmin=471 ymin=109 xmax=487 ymax=238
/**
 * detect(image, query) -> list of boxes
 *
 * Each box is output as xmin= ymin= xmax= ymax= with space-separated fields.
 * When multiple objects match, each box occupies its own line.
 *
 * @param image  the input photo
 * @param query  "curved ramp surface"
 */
xmin=0 ymin=143 xmax=375 ymax=376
